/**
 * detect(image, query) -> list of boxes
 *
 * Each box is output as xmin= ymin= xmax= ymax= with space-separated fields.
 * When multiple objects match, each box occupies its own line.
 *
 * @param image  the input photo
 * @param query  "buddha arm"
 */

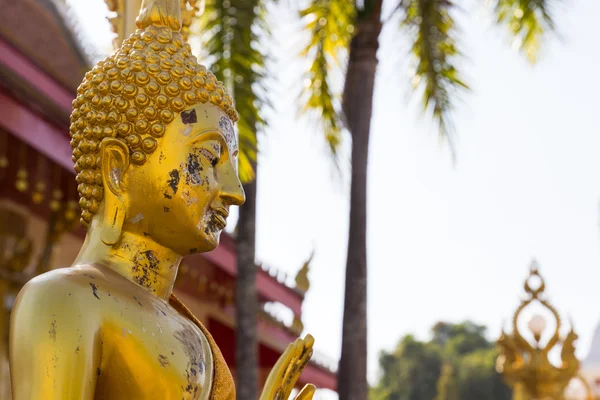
xmin=9 ymin=278 xmax=100 ymax=399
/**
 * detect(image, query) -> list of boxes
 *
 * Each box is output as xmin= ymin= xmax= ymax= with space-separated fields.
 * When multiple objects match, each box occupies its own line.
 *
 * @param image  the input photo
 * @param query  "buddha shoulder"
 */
xmin=12 ymin=266 xmax=105 ymax=322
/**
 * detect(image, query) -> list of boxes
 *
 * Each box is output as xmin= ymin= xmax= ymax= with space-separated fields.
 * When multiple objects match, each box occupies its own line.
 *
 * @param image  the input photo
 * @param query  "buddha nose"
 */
xmin=220 ymin=169 xmax=245 ymax=207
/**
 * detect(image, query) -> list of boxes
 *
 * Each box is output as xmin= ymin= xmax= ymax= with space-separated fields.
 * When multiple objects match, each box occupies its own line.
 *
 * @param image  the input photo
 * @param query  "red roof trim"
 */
xmin=0 ymin=37 xmax=74 ymax=115
xmin=298 ymin=362 xmax=337 ymax=391
xmin=218 ymin=308 xmax=337 ymax=391
xmin=0 ymin=90 xmax=74 ymax=172
xmin=192 ymin=244 xmax=303 ymax=317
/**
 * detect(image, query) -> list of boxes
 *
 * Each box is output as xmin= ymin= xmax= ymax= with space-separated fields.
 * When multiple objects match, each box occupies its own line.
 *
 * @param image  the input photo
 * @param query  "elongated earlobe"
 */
xmin=101 ymin=203 xmax=125 ymax=246
xmin=99 ymin=138 xmax=130 ymax=246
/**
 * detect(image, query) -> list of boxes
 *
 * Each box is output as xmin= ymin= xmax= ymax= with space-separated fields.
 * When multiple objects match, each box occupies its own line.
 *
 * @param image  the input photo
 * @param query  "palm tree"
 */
xmin=298 ymin=1 xmax=559 ymax=399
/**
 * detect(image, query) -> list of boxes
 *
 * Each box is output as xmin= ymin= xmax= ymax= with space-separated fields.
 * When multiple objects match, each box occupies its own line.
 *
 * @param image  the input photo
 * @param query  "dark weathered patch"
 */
xmin=174 ymin=326 xmax=205 ymax=394
xmin=190 ymin=248 xmax=198 ymax=254
xmin=206 ymin=216 xmax=221 ymax=235
xmin=163 ymin=193 xmax=172 ymax=199
xmin=143 ymin=250 xmax=159 ymax=271
xmin=181 ymin=109 xmax=197 ymax=124
xmin=158 ymin=354 xmax=170 ymax=368
xmin=49 ymin=320 xmax=57 ymax=342
xmin=185 ymin=153 xmax=203 ymax=185
xmin=132 ymin=249 xmax=159 ymax=290
xmin=159 ymin=152 xmax=166 ymax=163
xmin=133 ymin=296 xmax=143 ymax=307
xmin=167 ymin=169 xmax=180 ymax=194
xmin=143 ymin=232 xmax=151 ymax=237
xmin=198 ymin=148 xmax=217 ymax=168
xmin=155 ymin=306 xmax=167 ymax=317
xmin=163 ymin=207 xmax=170 ymax=213
xmin=218 ymin=115 xmax=237 ymax=152
xmin=97 ymin=368 xmax=102 ymax=377
xmin=75 ymin=346 xmax=80 ymax=354
xmin=89 ymin=283 xmax=100 ymax=300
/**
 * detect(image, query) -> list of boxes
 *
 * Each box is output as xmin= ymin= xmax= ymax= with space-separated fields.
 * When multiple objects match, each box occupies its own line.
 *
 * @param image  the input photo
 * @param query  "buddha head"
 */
xmin=69 ymin=0 xmax=245 ymax=255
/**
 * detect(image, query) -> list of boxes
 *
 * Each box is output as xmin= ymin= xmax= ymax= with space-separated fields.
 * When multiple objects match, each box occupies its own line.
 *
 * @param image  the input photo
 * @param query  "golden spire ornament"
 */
xmin=136 ymin=0 xmax=182 ymax=31
xmin=496 ymin=261 xmax=581 ymax=400
xmin=10 ymin=1 xmax=317 ymax=399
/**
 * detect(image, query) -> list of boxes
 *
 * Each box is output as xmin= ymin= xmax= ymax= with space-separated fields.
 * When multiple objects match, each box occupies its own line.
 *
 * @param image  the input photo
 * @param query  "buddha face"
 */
xmin=121 ymin=103 xmax=245 ymax=254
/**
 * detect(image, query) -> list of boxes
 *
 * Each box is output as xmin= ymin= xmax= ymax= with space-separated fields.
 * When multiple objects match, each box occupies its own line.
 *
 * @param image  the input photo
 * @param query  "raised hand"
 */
xmin=259 ymin=334 xmax=316 ymax=400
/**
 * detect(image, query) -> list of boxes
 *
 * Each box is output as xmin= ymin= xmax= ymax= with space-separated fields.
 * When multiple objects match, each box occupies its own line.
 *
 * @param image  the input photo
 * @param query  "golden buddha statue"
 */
xmin=9 ymin=0 xmax=315 ymax=398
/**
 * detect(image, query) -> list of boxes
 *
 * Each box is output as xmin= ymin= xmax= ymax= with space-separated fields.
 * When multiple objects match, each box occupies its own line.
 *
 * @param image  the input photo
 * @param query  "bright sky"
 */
xmin=68 ymin=0 xmax=600 ymax=396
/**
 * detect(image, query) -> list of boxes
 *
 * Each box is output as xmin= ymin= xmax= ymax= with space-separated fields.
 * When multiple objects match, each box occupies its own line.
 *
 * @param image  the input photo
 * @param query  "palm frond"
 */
xmin=196 ymin=0 xmax=268 ymax=182
xmin=492 ymin=0 xmax=557 ymax=63
xmin=400 ymin=0 xmax=468 ymax=144
xmin=298 ymin=0 xmax=356 ymax=159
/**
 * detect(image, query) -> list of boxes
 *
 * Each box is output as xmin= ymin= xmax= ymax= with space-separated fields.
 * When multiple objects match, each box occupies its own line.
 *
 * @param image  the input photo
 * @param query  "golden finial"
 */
xmin=136 ymin=0 xmax=182 ymax=31
xmin=496 ymin=260 xmax=580 ymax=399
xmin=295 ymin=250 xmax=314 ymax=294
xmin=524 ymin=259 xmax=546 ymax=299
xmin=106 ymin=1 xmax=199 ymax=46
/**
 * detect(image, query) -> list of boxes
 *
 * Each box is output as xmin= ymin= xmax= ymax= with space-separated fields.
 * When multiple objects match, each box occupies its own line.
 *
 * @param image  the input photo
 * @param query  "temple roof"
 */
xmin=0 ymin=0 xmax=91 ymax=93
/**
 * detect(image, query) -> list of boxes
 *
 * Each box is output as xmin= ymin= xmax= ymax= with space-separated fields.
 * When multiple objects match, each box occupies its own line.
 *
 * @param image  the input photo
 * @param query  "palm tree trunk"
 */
xmin=337 ymin=3 xmax=382 ymax=400
xmin=235 ymin=167 xmax=259 ymax=400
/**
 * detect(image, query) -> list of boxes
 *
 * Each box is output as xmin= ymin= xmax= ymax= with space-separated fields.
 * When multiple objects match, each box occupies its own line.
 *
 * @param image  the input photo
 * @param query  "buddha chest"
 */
xmin=88 ymin=276 xmax=213 ymax=399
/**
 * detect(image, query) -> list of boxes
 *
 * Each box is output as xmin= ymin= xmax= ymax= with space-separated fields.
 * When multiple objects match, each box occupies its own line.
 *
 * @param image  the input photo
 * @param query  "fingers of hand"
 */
xmin=295 ymin=384 xmax=316 ymax=400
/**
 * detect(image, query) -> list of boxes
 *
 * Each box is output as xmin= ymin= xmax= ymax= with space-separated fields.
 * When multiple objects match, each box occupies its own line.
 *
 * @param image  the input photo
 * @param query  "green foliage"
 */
xmin=399 ymin=0 xmax=468 ymax=144
xmin=371 ymin=321 xmax=511 ymax=400
xmin=435 ymin=363 xmax=459 ymax=400
xmin=296 ymin=0 xmax=559 ymax=151
xmin=458 ymin=348 xmax=512 ymax=400
xmin=372 ymin=335 xmax=443 ymax=400
xmin=196 ymin=0 xmax=269 ymax=181
xmin=298 ymin=0 xmax=356 ymax=158
xmin=492 ymin=0 xmax=557 ymax=63
xmin=431 ymin=321 xmax=490 ymax=356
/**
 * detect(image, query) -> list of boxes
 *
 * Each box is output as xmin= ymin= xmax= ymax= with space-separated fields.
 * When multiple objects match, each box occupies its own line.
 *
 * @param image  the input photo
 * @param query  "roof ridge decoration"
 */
xmin=295 ymin=250 xmax=314 ymax=294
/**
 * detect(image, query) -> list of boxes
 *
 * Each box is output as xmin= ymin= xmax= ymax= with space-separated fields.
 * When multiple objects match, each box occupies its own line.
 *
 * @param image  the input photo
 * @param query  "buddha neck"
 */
xmin=74 ymin=217 xmax=182 ymax=301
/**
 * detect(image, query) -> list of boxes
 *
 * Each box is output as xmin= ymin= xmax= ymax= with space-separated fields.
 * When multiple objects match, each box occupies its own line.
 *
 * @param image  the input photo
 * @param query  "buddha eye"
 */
xmin=199 ymin=148 xmax=219 ymax=167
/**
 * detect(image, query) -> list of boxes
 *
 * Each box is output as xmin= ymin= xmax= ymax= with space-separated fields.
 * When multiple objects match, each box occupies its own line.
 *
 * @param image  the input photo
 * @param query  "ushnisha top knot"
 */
xmin=69 ymin=11 xmax=238 ymax=227
xmin=136 ymin=0 xmax=182 ymax=31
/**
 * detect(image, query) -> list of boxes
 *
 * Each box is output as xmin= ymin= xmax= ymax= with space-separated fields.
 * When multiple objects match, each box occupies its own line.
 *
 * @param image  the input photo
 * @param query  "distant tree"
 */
xmin=371 ymin=334 xmax=442 ymax=400
xmin=432 ymin=321 xmax=491 ymax=357
xmin=371 ymin=321 xmax=512 ymax=400
xmin=457 ymin=348 xmax=511 ymax=400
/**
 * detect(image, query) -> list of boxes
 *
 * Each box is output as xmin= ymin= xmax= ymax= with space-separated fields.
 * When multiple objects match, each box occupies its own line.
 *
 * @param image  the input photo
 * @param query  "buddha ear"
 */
xmin=99 ymin=138 xmax=130 ymax=246
xmin=100 ymin=138 xmax=130 ymax=196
